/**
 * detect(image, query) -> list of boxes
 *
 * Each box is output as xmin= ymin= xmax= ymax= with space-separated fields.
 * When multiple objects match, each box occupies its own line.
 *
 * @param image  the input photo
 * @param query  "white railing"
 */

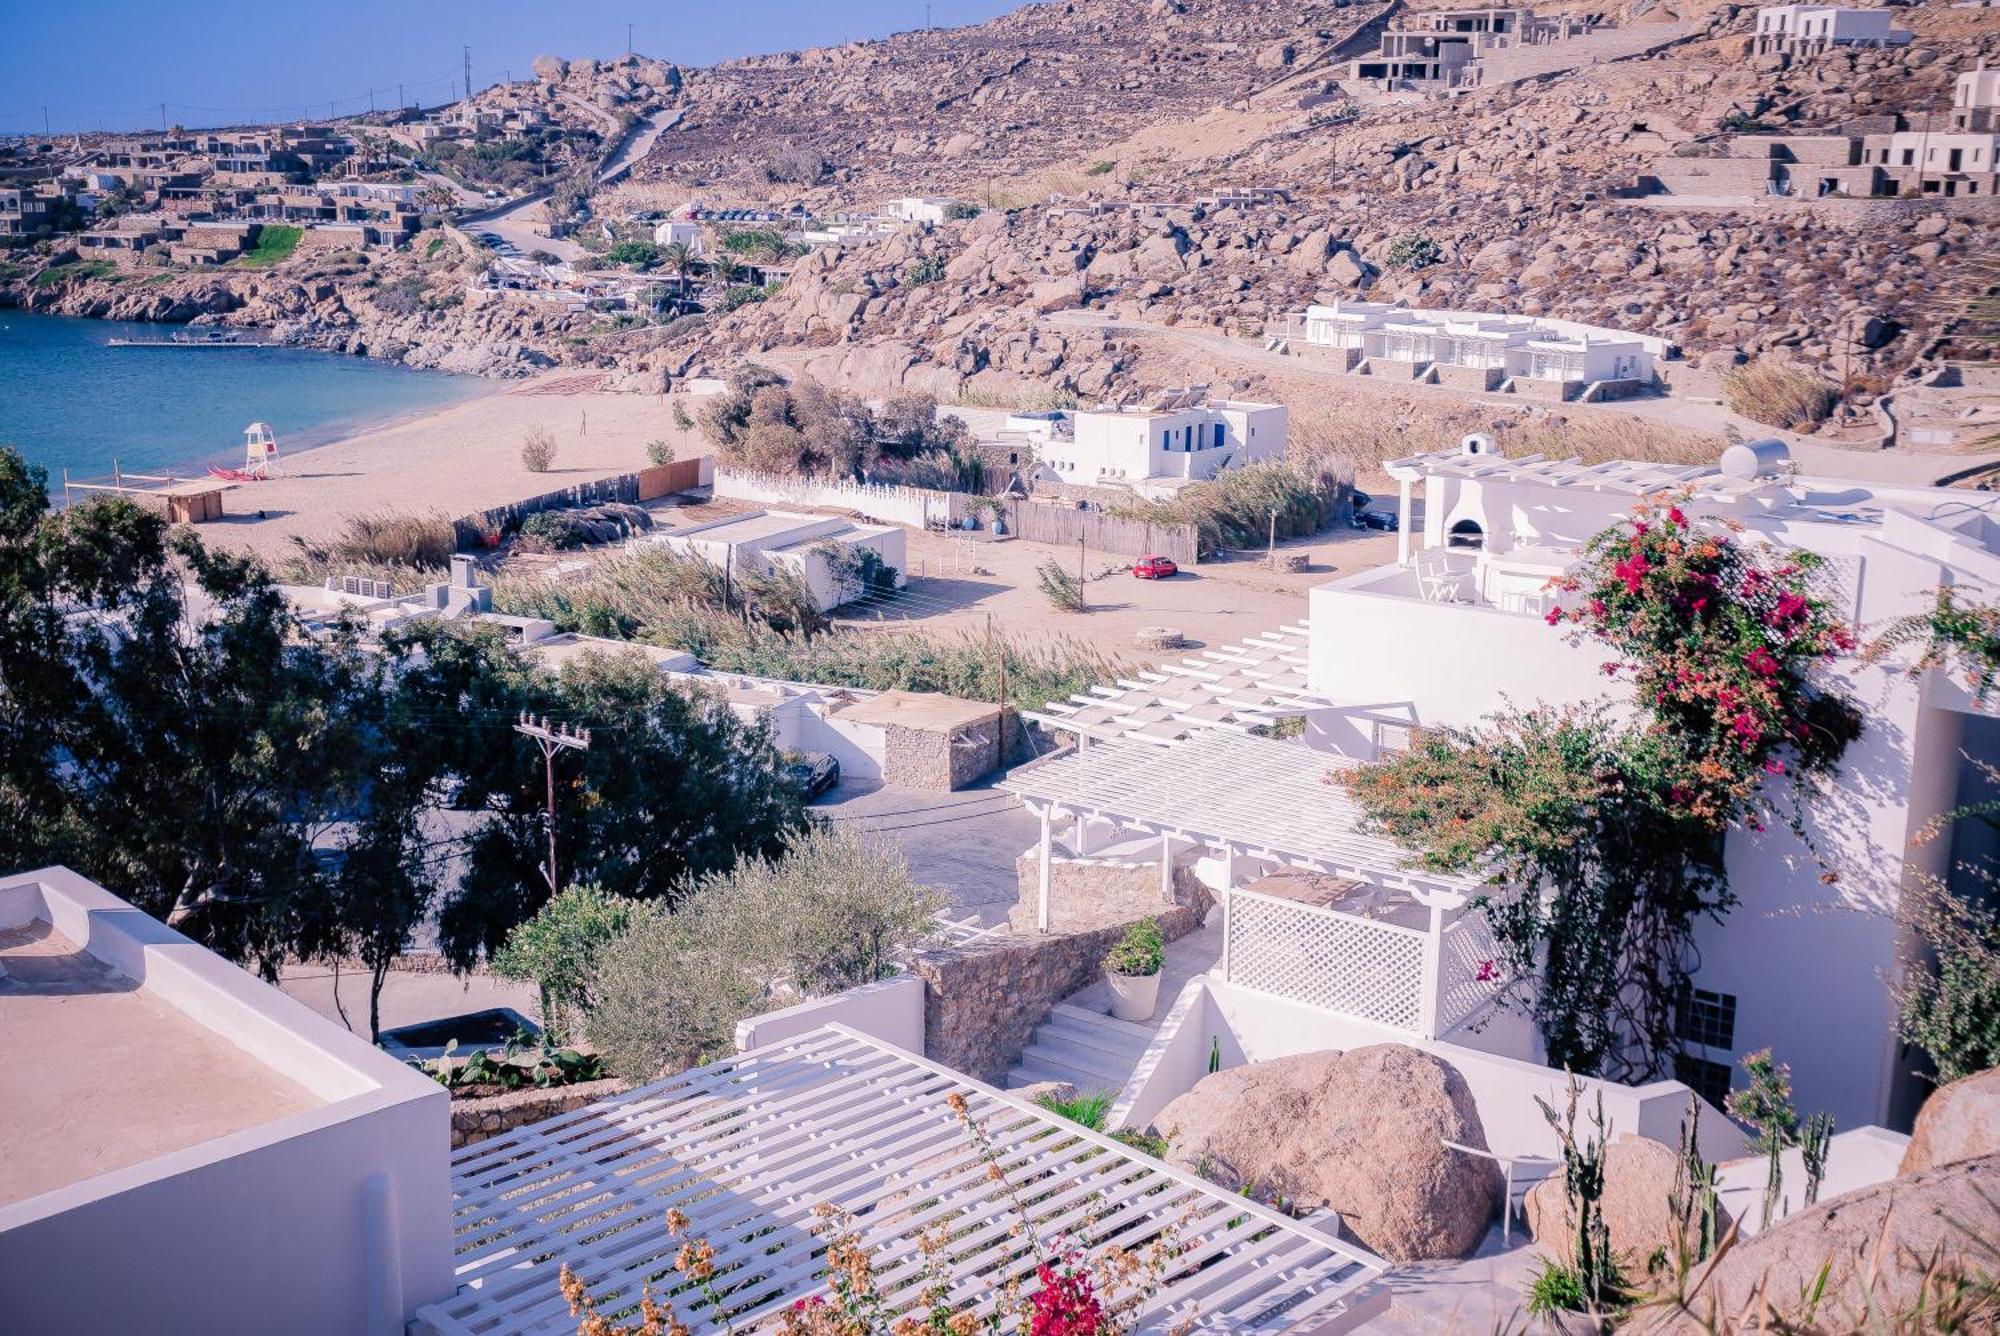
xmin=1222 ymin=887 xmax=1429 ymax=1032
xmin=1221 ymin=888 xmax=1507 ymax=1038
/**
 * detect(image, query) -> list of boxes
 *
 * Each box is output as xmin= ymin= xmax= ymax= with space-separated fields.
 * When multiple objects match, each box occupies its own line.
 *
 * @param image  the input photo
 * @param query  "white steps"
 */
xmin=1005 ymin=1002 xmax=1154 ymax=1095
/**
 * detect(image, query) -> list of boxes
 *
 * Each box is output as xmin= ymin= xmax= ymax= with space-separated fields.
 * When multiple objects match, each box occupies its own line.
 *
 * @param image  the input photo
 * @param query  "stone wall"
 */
xmin=1511 ymin=376 xmax=1583 ymax=403
xmin=880 ymin=709 xmax=1027 ymax=790
xmin=1369 ymin=358 xmax=1425 ymax=381
xmin=1437 ymin=364 xmax=1502 ymax=393
xmin=912 ymin=900 xmax=1207 ymax=1084
xmin=1009 ymin=850 xmax=1208 ymax=933
xmin=449 ymin=1076 xmax=628 ymax=1149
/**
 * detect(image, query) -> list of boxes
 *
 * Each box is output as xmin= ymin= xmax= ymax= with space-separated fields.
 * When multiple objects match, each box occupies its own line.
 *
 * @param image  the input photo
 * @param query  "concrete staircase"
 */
xmin=1005 ymin=1003 xmax=1154 ymax=1094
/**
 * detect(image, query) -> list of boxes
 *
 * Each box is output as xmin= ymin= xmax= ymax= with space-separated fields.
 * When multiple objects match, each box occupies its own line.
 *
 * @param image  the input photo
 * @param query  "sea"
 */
xmin=0 ymin=311 xmax=486 ymax=483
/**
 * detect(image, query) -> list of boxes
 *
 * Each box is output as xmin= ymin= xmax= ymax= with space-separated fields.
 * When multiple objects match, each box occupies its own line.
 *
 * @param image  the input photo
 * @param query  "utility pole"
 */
xmin=627 ymin=22 xmax=635 ymax=54
xmin=1267 ymin=508 xmax=1279 ymax=567
xmin=1077 ymin=536 xmax=1087 ymax=612
xmin=42 ymin=106 xmax=50 ymax=136
xmin=160 ymin=102 xmax=168 ymax=132
xmin=463 ymin=45 xmax=474 ymax=103
xmin=988 ymin=612 xmax=1008 ymax=772
xmin=514 ymin=714 xmax=591 ymax=895
xmin=398 ymin=82 xmax=405 ymax=110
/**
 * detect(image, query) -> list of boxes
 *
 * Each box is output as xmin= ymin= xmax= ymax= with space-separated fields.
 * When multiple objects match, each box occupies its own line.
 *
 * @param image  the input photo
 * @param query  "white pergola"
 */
xmin=999 ymin=732 xmax=1505 ymax=1038
xmin=415 ymin=1025 xmax=1387 ymax=1336
xmin=1031 ymin=623 xmax=1335 ymax=746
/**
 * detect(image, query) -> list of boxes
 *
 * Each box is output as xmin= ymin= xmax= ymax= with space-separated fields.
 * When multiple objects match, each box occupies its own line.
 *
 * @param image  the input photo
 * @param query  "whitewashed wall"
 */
xmin=714 ymin=470 xmax=961 ymax=531
xmin=0 ymin=868 xmax=452 ymax=1336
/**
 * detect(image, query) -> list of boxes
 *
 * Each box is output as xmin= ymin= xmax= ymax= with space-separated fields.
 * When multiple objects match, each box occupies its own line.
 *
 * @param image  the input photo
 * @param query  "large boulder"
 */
xmin=1525 ymin=1135 xmax=1734 ymax=1269
xmin=1900 ymin=1066 xmax=2000 ymax=1174
xmin=1659 ymin=1154 xmax=2000 ymax=1330
xmin=1153 ymin=1045 xmax=1501 ymax=1261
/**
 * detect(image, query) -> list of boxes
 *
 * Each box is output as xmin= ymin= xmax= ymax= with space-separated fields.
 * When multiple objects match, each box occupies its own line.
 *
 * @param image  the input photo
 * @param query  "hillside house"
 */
xmin=1346 ymin=7 xmax=1591 ymax=89
xmin=649 ymin=217 xmax=704 ymax=253
xmin=1034 ymin=392 xmax=1287 ymax=493
xmin=641 ymin=509 xmax=907 ymax=612
xmin=1752 ymin=5 xmax=1914 ymax=59
xmin=1290 ymin=301 xmax=1661 ymax=396
xmin=891 ymin=195 xmax=966 ymax=225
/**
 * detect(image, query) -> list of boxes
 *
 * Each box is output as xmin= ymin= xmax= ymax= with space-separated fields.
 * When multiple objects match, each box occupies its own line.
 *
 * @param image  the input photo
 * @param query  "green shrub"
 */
xmin=413 ymin=1039 xmax=608 ymax=1093
xmin=943 ymin=201 xmax=982 ymax=220
xmin=1722 ymin=359 xmax=1839 ymax=432
xmin=517 ymin=509 xmax=590 ymax=550
xmin=719 ymin=284 xmax=768 ymax=311
xmin=1896 ymin=881 xmax=2000 ymax=1085
xmin=1384 ymin=234 xmax=1442 ymax=270
xmin=1084 ymin=160 xmax=1116 ymax=177
xmin=645 ymin=437 xmax=675 ymax=466
xmin=1037 ymin=559 xmax=1085 ymax=612
xmin=490 ymin=885 xmax=632 ymax=1045
xmin=1524 ymin=1258 xmax=1592 ymax=1317
xmin=1036 ymin=1090 xmax=1113 ymax=1130
xmin=904 ymin=254 xmax=947 ymax=286
xmin=1104 ymin=917 xmax=1164 ymax=977
xmin=585 ymin=826 xmax=941 ymax=1079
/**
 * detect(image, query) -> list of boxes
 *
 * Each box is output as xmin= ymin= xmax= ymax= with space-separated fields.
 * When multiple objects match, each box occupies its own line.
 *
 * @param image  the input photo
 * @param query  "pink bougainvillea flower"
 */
xmin=1667 ymin=506 xmax=1687 ymax=527
xmin=1745 ymin=647 xmax=1781 ymax=679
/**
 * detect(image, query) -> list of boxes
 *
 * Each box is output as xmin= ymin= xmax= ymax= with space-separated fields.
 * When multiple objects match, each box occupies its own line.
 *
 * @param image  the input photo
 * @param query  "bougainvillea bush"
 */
xmin=1549 ymin=494 xmax=1857 ymax=829
xmin=1346 ymin=494 xmax=1859 ymax=1081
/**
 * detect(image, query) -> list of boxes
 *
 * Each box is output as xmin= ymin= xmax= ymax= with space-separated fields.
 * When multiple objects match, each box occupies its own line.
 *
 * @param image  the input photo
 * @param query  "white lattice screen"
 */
xmin=1436 ymin=912 xmax=1505 ymax=1033
xmin=1225 ymin=890 xmax=1427 ymax=1031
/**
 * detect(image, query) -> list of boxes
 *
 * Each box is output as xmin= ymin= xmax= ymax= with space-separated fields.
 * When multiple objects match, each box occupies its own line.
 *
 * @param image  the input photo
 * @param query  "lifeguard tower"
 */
xmin=242 ymin=422 xmax=279 ymax=479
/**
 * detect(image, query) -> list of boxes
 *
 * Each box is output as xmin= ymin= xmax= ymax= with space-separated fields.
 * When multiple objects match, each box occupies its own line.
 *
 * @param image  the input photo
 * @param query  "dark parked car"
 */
xmin=1132 ymin=554 xmax=1180 ymax=580
xmin=785 ymin=752 xmax=840 ymax=800
xmin=1355 ymin=509 xmax=1400 ymax=532
xmin=1350 ymin=489 xmax=1372 ymax=511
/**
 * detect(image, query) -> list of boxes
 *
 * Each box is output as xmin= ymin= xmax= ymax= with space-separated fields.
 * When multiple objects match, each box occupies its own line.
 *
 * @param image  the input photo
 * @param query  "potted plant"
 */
xmin=1103 ymin=917 xmax=1165 ymax=1022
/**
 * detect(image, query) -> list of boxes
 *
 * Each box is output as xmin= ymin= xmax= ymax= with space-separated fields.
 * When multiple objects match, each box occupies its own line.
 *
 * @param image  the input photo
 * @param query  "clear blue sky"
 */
xmin=0 ymin=1 xmax=1018 ymax=134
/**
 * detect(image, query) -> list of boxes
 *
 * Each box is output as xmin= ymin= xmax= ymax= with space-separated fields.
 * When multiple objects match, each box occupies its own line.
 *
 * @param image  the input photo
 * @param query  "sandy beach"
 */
xmin=198 ymin=372 xmax=715 ymax=560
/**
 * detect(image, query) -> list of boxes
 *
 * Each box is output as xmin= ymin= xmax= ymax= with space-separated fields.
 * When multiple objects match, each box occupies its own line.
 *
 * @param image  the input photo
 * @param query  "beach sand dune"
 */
xmin=201 ymin=373 xmax=710 ymax=560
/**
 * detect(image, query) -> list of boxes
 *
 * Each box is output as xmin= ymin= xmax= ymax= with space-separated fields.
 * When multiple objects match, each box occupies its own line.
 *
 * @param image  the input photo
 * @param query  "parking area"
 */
xmin=815 ymin=777 xmax=1041 ymax=926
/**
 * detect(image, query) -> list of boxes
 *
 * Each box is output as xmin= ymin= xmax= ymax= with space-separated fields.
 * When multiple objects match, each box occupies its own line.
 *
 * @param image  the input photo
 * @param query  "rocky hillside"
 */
xmin=653 ymin=2 xmax=1997 ymax=405
xmin=633 ymin=0 xmax=1394 ymax=199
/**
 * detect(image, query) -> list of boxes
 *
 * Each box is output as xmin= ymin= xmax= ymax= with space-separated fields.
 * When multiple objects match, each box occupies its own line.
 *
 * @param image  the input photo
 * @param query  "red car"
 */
xmin=1132 ymin=555 xmax=1179 ymax=580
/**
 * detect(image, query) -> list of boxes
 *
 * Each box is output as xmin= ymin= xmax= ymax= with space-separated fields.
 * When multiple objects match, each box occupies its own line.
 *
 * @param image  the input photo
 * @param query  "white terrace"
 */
xmin=1032 ymin=623 xmax=1332 ymax=744
xmin=1000 ymin=731 xmax=1506 ymax=1041
xmin=416 ymin=1025 xmax=1388 ymax=1335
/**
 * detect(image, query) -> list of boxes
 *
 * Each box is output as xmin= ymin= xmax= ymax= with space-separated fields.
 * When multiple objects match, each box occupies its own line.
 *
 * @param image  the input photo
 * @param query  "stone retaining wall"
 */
xmin=449 ymin=1076 xmax=629 ymax=1148
xmin=911 ymin=899 xmax=1208 ymax=1084
xmin=880 ymin=710 xmax=1028 ymax=790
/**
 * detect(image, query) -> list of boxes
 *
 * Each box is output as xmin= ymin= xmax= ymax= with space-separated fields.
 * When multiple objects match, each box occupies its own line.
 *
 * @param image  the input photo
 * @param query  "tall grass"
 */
xmin=491 ymin=544 xmax=1120 ymax=707
xmin=282 ymin=511 xmax=458 ymax=580
xmin=1111 ymin=461 xmax=1344 ymax=556
xmin=1723 ymin=359 xmax=1840 ymax=433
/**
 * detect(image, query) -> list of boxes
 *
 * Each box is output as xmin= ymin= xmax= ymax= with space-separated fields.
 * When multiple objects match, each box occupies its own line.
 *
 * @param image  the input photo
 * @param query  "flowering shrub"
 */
xmin=1549 ymin=494 xmax=1857 ymax=830
xmin=1864 ymin=585 xmax=2000 ymax=706
xmin=1346 ymin=495 xmax=1859 ymax=1079
xmin=560 ymin=1090 xmax=1193 ymax=1336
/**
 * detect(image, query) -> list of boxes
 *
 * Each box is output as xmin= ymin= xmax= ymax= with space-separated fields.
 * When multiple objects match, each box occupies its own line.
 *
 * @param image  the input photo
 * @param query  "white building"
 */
xmin=0 ymin=867 xmax=451 ymax=1336
xmin=644 ymin=508 xmax=907 ymax=612
xmin=283 ymin=555 xmax=555 ymax=644
xmin=891 ymin=195 xmax=965 ymax=225
xmin=1752 ymin=5 xmax=1913 ymax=57
xmin=1041 ymin=395 xmax=1288 ymax=493
xmin=1295 ymin=301 xmax=1661 ymax=393
xmin=1301 ymin=438 xmax=2000 ymax=1130
xmin=649 ymin=218 xmax=704 ymax=254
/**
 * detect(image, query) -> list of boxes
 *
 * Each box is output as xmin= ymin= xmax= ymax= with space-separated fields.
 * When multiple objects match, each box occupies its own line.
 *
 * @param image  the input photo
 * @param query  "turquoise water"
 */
xmin=0 ymin=312 xmax=486 ymax=481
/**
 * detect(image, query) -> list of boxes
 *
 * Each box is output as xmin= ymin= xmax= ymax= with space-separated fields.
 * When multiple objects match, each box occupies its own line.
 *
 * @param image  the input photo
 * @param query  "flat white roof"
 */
xmin=418 ymin=1025 xmax=1386 ymax=1334
xmin=1384 ymin=448 xmax=1736 ymax=498
xmin=1000 ymin=731 xmax=1486 ymax=904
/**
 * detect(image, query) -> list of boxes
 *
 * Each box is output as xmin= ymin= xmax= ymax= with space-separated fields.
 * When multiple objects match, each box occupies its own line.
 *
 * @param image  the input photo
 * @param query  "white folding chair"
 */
xmin=1441 ymin=1140 xmax=1562 ymax=1244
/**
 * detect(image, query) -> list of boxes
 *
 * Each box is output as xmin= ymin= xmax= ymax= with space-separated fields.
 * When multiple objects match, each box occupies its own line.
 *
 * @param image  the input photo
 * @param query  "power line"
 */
xmin=513 ymin=712 xmax=590 ymax=895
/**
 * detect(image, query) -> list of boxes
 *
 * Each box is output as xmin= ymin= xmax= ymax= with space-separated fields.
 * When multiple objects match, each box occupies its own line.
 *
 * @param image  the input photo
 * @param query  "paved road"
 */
xmin=476 ymin=107 xmax=683 ymax=261
xmin=816 ymin=777 xmax=1041 ymax=926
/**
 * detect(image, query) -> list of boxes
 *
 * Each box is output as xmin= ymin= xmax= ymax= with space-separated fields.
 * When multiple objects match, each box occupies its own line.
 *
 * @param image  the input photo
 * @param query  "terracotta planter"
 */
xmin=1105 ymin=968 xmax=1160 ymax=1022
